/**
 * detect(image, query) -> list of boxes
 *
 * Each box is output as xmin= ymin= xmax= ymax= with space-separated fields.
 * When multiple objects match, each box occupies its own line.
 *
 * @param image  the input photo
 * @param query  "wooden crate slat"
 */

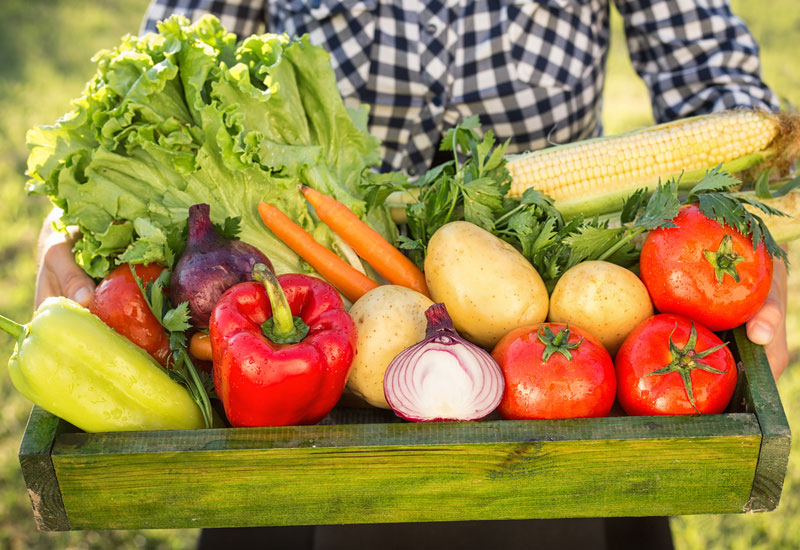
xmin=18 ymin=406 xmax=71 ymax=531
xmin=50 ymin=414 xmax=761 ymax=530
xmin=732 ymin=327 xmax=792 ymax=512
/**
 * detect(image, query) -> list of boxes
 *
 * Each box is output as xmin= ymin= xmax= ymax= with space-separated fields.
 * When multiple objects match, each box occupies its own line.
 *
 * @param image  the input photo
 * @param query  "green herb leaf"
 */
xmin=163 ymin=301 xmax=192 ymax=333
xmin=620 ymin=188 xmax=647 ymax=225
xmin=563 ymin=225 xmax=627 ymax=263
xmin=689 ymin=169 xmax=789 ymax=263
xmin=213 ymin=216 xmax=242 ymax=240
xmin=688 ymin=166 xmax=741 ymax=198
xmin=634 ymin=179 xmax=681 ymax=230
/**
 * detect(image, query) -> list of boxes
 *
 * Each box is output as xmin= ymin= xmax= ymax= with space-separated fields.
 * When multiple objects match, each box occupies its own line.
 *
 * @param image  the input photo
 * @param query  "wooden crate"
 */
xmin=19 ymin=327 xmax=790 ymax=531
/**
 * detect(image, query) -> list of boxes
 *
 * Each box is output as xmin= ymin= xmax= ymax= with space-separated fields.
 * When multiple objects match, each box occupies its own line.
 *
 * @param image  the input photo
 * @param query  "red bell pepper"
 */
xmin=209 ymin=263 xmax=356 ymax=427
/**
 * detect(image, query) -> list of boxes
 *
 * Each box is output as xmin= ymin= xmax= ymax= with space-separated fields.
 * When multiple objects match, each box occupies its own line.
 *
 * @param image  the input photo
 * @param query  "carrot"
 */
xmin=300 ymin=185 xmax=430 ymax=297
xmin=257 ymin=201 xmax=379 ymax=303
xmin=189 ymin=332 xmax=213 ymax=362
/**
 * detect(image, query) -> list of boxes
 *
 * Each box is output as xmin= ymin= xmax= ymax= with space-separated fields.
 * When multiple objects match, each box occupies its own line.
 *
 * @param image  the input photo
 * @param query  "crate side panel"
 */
xmin=733 ymin=328 xmax=792 ymax=512
xmin=18 ymin=406 xmax=71 ymax=531
xmin=51 ymin=418 xmax=761 ymax=530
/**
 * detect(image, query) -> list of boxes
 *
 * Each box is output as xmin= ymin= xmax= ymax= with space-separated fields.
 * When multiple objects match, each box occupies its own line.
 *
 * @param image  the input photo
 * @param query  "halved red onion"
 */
xmin=383 ymin=303 xmax=505 ymax=422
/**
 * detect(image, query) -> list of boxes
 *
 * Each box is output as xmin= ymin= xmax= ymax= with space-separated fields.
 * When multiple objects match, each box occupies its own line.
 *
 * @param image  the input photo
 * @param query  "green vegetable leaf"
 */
xmin=690 ymin=168 xmax=789 ymax=263
xmin=688 ymin=166 xmax=741 ymax=198
xmin=634 ymin=179 xmax=681 ymax=230
xmin=563 ymin=225 xmax=628 ymax=263
xmin=213 ymin=216 xmax=242 ymax=240
xmin=27 ymin=15 xmax=394 ymax=279
xmin=619 ymin=188 xmax=647 ymax=225
xmin=162 ymin=301 xmax=192 ymax=333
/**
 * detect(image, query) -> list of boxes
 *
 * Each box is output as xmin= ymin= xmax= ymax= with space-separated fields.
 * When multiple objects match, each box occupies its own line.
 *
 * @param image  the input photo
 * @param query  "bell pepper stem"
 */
xmin=252 ymin=263 xmax=309 ymax=344
xmin=0 ymin=314 xmax=25 ymax=341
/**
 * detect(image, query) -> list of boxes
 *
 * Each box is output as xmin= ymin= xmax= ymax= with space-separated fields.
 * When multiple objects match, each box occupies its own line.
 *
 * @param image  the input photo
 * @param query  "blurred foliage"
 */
xmin=0 ymin=0 xmax=797 ymax=549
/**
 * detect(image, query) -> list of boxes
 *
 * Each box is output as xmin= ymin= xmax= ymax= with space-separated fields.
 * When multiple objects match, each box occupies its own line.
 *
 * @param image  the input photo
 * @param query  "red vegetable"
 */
xmin=171 ymin=204 xmax=274 ymax=329
xmin=383 ymin=303 xmax=504 ymax=422
xmin=615 ymin=313 xmax=737 ymax=416
xmin=209 ymin=264 xmax=356 ymax=427
xmin=89 ymin=263 xmax=171 ymax=366
xmin=492 ymin=323 xmax=616 ymax=420
xmin=639 ymin=203 xmax=773 ymax=331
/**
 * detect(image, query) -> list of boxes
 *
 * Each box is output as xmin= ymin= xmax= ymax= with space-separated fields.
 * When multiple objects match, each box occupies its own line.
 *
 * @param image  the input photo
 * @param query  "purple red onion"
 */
xmin=170 ymin=204 xmax=274 ymax=328
xmin=383 ymin=303 xmax=505 ymax=422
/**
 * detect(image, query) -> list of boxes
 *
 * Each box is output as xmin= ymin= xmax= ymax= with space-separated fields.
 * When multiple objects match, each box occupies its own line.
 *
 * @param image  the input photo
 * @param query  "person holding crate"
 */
xmin=34 ymin=0 xmax=790 ymax=548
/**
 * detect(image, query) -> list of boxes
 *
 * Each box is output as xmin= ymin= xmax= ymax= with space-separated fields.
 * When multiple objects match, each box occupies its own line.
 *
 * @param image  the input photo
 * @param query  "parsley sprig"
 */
xmin=130 ymin=266 xmax=215 ymax=429
xmin=365 ymin=118 xmax=791 ymax=289
xmin=392 ymin=115 xmax=513 ymax=267
xmin=688 ymin=166 xmax=790 ymax=264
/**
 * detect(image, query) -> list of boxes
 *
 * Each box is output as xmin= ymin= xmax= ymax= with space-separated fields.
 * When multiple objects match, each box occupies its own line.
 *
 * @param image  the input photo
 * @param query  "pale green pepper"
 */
xmin=1 ymin=297 xmax=204 ymax=432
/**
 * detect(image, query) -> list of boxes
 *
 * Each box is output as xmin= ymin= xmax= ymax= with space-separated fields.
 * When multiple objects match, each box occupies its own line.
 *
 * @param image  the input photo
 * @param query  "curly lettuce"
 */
xmin=26 ymin=15 xmax=395 ymax=278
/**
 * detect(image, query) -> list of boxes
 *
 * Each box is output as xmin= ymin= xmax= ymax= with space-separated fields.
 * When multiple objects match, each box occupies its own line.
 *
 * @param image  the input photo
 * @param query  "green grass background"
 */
xmin=0 ymin=1 xmax=797 ymax=548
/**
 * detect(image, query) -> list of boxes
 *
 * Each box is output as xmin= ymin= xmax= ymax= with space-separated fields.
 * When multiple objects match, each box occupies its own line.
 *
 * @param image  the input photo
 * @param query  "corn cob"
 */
xmin=507 ymin=110 xmax=800 ymax=219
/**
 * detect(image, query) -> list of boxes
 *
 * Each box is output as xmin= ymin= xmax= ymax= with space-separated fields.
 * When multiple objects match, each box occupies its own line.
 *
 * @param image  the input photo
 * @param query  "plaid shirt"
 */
xmin=143 ymin=0 xmax=779 ymax=176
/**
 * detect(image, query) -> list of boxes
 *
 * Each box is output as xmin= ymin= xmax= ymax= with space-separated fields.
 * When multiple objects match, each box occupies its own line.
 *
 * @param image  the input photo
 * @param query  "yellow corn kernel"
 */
xmin=506 ymin=111 xmax=792 ymax=213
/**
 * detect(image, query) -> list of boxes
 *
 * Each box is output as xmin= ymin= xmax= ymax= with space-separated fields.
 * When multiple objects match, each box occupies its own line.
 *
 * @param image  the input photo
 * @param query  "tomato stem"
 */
xmin=645 ymin=322 xmax=729 ymax=413
xmin=537 ymin=324 xmax=583 ymax=362
xmin=703 ymin=234 xmax=745 ymax=283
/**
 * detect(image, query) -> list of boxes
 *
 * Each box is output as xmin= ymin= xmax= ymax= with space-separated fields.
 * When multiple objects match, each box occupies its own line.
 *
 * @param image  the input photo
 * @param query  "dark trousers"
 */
xmin=197 ymin=517 xmax=674 ymax=549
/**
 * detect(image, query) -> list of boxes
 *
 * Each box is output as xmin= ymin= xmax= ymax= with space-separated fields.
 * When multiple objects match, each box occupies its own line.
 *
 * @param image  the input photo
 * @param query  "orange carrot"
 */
xmin=300 ymin=185 xmax=430 ymax=297
xmin=189 ymin=332 xmax=213 ymax=362
xmin=257 ymin=201 xmax=379 ymax=303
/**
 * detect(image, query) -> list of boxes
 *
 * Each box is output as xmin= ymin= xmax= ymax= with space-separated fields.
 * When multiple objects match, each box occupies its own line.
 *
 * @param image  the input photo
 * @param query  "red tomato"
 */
xmin=89 ymin=264 xmax=171 ymax=366
xmin=491 ymin=323 xmax=616 ymax=420
xmin=615 ymin=313 xmax=737 ymax=416
xmin=639 ymin=203 xmax=772 ymax=331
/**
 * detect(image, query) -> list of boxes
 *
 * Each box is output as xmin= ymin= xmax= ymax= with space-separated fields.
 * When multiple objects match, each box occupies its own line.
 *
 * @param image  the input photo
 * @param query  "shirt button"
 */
xmin=426 ymin=23 xmax=437 ymax=34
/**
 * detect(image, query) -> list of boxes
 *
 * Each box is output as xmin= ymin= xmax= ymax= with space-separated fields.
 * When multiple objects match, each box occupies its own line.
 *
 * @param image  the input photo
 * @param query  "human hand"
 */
xmin=746 ymin=252 xmax=789 ymax=380
xmin=35 ymin=208 xmax=95 ymax=308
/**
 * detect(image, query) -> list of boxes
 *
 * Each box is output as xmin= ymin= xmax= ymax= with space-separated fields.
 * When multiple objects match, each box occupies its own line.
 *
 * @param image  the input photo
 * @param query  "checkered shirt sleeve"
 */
xmin=615 ymin=0 xmax=779 ymax=122
xmin=141 ymin=0 xmax=779 ymax=176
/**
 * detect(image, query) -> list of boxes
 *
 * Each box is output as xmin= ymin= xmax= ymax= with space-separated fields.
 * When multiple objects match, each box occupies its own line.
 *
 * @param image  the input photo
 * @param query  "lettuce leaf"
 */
xmin=26 ymin=15 xmax=395 ymax=278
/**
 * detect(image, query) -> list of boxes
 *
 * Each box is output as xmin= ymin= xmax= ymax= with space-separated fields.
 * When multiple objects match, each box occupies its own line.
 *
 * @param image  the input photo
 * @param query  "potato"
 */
xmin=424 ymin=221 xmax=548 ymax=349
xmin=346 ymin=285 xmax=434 ymax=408
xmin=548 ymin=260 xmax=653 ymax=355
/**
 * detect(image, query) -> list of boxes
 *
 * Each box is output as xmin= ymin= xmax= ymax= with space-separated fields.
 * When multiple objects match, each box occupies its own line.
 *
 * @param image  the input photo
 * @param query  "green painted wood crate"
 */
xmin=19 ymin=327 xmax=790 ymax=531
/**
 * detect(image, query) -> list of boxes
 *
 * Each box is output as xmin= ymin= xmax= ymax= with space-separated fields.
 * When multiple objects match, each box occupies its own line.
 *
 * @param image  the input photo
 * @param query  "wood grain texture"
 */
xmin=50 ymin=414 xmax=761 ymax=530
xmin=732 ymin=326 xmax=792 ymax=512
xmin=18 ymin=406 xmax=71 ymax=531
xmin=20 ymin=326 xmax=792 ymax=531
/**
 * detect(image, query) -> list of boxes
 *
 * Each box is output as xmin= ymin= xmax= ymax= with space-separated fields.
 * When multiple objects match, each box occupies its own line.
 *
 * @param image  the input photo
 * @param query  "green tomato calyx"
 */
xmin=537 ymin=324 xmax=584 ymax=362
xmin=703 ymin=234 xmax=745 ymax=284
xmin=646 ymin=322 xmax=729 ymax=414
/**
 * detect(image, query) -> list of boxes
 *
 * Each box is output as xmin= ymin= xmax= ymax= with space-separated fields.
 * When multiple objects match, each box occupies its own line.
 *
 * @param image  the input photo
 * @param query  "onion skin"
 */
xmin=383 ymin=303 xmax=505 ymax=422
xmin=171 ymin=204 xmax=274 ymax=328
